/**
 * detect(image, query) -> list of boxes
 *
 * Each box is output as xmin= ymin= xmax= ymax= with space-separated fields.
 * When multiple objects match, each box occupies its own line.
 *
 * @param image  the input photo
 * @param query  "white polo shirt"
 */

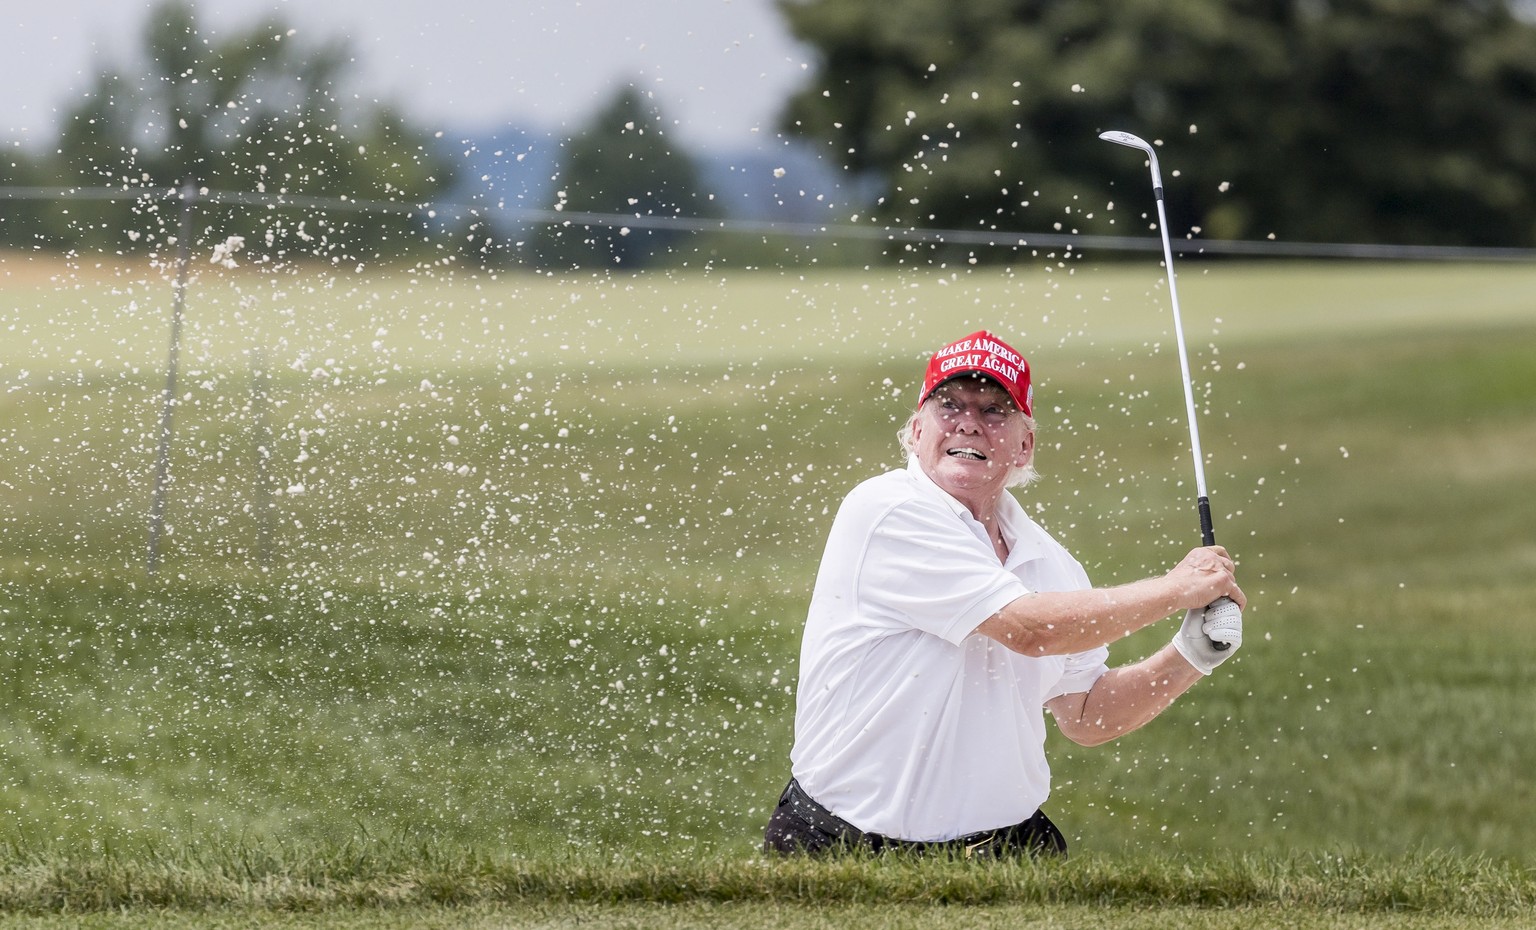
xmin=789 ymin=458 xmax=1109 ymax=842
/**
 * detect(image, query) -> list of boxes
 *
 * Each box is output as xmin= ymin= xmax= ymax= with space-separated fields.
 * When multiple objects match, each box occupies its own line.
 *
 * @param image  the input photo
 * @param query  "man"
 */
xmin=763 ymin=330 xmax=1246 ymax=857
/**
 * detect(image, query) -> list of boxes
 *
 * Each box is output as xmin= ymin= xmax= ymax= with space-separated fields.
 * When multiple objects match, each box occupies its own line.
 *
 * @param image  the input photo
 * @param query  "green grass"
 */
xmin=1 ymin=253 xmax=1535 ymax=924
xmin=0 ymin=848 xmax=1531 ymax=926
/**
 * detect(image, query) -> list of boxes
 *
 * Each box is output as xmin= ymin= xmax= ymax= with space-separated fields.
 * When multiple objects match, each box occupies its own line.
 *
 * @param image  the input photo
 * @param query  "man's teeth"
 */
xmin=947 ymin=448 xmax=986 ymax=460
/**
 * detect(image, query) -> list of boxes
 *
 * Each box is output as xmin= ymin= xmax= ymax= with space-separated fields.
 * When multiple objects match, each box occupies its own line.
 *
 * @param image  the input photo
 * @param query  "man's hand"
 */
xmin=1201 ymin=597 xmax=1243 ymax=650
xmin=980 ymin=546 xmax=1245 ymax=659
xmin=1165 ymin=546 xmax=1245 ymax=613
xmin=1172 ymin=602 xmax=1243 ymax=675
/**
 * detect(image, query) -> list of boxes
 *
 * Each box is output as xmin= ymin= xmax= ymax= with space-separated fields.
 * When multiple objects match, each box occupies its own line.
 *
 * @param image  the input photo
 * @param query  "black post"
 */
xmin=250 ymin=346 xmax=274 ymax=571
xmin=147 ymin=179 xmax=198 ymax=577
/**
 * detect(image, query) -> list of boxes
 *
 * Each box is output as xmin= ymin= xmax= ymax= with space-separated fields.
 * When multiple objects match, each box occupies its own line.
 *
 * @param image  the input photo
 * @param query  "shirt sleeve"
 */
xmin=1044 ymin=646 xmax=1110 ymax=700
xmin=857 ymin=497 xmax=1030 ymax=646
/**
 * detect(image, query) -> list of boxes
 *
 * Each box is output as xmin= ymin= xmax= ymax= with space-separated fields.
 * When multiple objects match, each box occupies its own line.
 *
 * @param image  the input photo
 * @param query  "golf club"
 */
xmin=1098 ymin=130 xmax=1241 ymax=650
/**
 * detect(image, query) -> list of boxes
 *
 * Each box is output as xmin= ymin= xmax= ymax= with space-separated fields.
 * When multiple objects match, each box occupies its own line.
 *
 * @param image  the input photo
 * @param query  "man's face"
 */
xmin=911 ymin=377 xmax=1034 ymax=505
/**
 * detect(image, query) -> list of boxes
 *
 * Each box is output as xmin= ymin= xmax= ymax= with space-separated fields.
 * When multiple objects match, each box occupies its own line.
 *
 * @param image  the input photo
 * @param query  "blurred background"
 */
xmin=7 ymin=0 xmax=1536 ymax=268
xmin=1 ymin=0 xmax=1534 ymax=867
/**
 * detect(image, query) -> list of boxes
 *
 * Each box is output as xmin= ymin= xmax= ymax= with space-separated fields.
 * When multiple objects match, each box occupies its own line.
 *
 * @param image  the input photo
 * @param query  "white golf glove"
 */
xmin=1172 ymin=598 xmax=1243 ymax=675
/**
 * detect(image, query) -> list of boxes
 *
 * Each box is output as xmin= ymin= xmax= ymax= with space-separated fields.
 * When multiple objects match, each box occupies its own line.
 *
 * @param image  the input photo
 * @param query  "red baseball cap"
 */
xmin=920 ymin=330 xmax=1033 ymax=416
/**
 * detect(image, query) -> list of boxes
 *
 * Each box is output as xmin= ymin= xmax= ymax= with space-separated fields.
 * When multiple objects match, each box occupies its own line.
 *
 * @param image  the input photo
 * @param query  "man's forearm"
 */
xmin=977 ymin=577 xmax=1182 ymax=657
xmin=1048 ymin=645 xmax=1204 ymax=747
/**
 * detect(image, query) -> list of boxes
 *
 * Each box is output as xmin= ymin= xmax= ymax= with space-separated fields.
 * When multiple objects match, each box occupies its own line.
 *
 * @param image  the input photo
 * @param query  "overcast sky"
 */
xmin=4 ymin=0 xmax=815 ymax=153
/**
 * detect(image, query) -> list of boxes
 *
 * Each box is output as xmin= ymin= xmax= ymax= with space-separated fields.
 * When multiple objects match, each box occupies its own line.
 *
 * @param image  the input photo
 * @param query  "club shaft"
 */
xmin=1102 ymin=131 xmax=1234 ymax=649
xmin=1151 ymin=193 xmax=1213 ymax=524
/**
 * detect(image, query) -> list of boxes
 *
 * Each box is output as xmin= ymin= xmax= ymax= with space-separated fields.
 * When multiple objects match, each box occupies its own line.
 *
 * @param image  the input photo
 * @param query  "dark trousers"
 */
xmin=762 ymin=778 xmax=1067 ymax=858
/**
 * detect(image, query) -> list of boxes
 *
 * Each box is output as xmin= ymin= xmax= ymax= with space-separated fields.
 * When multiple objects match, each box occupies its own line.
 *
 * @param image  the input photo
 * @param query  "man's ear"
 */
xmin=1014 ymin=428 xmax=1035 ymax=467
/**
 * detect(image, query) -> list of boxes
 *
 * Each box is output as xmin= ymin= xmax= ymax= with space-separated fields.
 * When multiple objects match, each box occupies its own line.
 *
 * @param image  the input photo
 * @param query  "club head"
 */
xmin=1098 ymin=130 xmax=1153 ymax=153
xmin=1099 ymin=129 xmax=1162 ymax=191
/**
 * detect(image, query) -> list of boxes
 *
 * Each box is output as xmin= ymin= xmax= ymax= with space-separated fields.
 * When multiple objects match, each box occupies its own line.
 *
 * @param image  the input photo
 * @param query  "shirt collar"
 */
xmin=904 ymin=457 xmax=1049 ymax=566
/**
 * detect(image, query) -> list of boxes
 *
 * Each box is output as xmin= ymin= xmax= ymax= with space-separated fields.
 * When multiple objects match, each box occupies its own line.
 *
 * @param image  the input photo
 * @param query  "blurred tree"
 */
xmin=0 ymin=149 xmax=53 ymax=250
xmin=45 ymin=0 xmax=456 ymax=263
xmin=530 ymin=86 xmax=715 ymax=271
xmin=776 ymin=0 xmax=1536 ymax=252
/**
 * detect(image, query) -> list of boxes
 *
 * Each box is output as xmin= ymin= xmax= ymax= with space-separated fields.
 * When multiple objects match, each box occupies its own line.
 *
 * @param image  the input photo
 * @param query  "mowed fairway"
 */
xmin=0 ymin=252 xmax=1534 ymax=926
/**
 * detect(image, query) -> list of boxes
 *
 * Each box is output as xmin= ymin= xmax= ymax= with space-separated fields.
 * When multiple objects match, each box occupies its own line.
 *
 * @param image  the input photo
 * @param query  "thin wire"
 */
xmin=2 ymin=183 xmax=1534 ymax=262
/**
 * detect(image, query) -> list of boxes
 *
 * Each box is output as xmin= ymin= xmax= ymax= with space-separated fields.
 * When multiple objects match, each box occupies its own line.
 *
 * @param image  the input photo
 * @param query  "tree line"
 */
xmin=1 ymin=2 xmax=459 ymax=268
xmin=5 ymin=0 xmax=1535 ymax=271
xmin=0 ymin=1 xmax=719 ymax=271
xmin=775 ymin=0 xmax=1536 ymax=256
